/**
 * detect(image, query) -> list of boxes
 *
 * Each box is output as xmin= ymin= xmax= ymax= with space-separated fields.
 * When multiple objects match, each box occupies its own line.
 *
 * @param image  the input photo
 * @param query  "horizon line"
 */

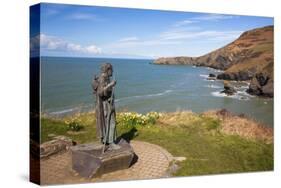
xmin=37 ymin=55 xmax=156 ymax=60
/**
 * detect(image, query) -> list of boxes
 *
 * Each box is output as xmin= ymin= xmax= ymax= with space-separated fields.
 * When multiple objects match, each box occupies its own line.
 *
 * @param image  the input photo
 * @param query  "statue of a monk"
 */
xmin=92 ymin=63 xmax=120 ymax=150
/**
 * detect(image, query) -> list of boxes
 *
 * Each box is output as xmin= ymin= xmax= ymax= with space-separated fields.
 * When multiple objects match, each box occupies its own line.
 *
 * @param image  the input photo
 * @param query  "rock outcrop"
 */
xmin=207 ymin=73 xmax=216 ymax=80
xmin=216 ymin=71 xmax=254 ymax=81
xmin=154 ymin=56 xmax=196 ymax=65
xmin=247 ymin=62 xmax=274 ymax=97
xmin=154 ymin=26 xmax=274 ymax=97
xmin=40 ymin=136 xmax=75 ymax=158
xmin=220 ymin=81 xmax=236 ymax=95
xmin=209 ymin=73 xmax=216 ymax=78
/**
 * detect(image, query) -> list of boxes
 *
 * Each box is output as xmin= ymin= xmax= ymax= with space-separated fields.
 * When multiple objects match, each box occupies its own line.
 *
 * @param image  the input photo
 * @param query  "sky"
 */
xmin=32 ymin=3 xmax=274 ymax=59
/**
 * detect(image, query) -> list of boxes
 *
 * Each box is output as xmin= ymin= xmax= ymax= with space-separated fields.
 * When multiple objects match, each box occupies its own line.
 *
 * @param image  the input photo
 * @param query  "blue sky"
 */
xmin=35 ymin=3 xmax=273 ymax=59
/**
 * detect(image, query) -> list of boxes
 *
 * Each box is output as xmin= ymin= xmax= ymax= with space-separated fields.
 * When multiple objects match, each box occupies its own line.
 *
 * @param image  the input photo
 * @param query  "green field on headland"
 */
xmin=41 ymin=110 xmax=273 ymax=176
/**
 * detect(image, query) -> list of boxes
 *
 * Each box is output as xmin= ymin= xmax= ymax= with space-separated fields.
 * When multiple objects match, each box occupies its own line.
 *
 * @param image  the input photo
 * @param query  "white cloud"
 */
xmin=162 ymin=14 xmax=241 ymax=42
xmin=160 ymin=27 xmax=242 ymax=41
xmin=65 ymin=13 xmax=101 ymax=21
xmin=104 ymin=26 xmax=241 ymax=53
xmin=42 ymin=4 xmax=68 ymax=17
xmin=105 ymin=38 xmax=181 ymax=49
xmin=84 ymin=45 xmax=102 ymax=54
xmin=39 ymin=34 xmax=101 ymax=54
xmin=119 ymin=37 xmax=139 ymax=42
xmin=192 ymin=14 xmax=236 ymax=21
xmin=44 ymin=9 xmax=60 ymax=16
xmin=174 ymin=14 xmax=237 ymax=27
xmin=174 ymin=20 xmax=197 ymax=27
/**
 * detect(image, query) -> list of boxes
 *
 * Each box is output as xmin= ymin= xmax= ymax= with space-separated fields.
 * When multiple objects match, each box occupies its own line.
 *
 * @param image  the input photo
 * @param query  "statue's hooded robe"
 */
xmin=92 ymin=73 xmax=117 ymax=144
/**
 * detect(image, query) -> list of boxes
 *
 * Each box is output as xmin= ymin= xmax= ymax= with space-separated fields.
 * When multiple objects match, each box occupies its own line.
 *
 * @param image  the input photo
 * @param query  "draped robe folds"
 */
xmin=94 ymin=73 xmax=117 ymax=144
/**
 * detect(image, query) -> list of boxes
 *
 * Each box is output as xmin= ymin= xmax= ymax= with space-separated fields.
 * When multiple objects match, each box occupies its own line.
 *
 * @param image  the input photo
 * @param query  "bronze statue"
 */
xmin=71 ymin=63 xmax=136 ymax=177
xmin=92 ymin=63 xmax=120 ymax=150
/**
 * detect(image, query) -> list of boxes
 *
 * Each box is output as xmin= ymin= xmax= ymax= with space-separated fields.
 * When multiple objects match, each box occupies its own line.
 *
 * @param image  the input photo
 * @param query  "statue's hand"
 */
xmin=111 ymin=80 xmax=117 ymax=87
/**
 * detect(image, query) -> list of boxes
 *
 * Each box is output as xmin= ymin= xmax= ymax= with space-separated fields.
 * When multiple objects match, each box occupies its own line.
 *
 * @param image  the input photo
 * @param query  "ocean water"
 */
xmin=41 ymin=57 xmax=273 ymax=127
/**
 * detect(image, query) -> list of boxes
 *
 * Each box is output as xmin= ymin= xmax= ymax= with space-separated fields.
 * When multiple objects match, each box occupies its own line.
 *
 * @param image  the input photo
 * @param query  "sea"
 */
xmin=41 ymin=56 xmax=273 ymax=127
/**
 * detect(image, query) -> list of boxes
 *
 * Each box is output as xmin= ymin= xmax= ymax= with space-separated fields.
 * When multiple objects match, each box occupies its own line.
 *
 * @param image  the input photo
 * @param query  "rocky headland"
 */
xmin=154 ymin=26 xmax=274 ymax=97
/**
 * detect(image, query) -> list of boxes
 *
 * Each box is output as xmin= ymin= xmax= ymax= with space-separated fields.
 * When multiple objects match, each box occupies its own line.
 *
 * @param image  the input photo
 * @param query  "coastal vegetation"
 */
xmin=41 ymin=109 xmax=273 ymax=176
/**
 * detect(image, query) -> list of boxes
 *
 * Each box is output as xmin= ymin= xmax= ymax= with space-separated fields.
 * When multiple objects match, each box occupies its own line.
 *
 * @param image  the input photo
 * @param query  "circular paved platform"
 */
xmin=40 ymin=141 xmax=173 ymax=185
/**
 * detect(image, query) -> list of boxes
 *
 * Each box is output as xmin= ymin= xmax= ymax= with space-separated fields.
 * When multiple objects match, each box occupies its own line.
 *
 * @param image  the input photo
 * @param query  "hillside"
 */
xmin=154 ymin=26 xmax=274 ymax=97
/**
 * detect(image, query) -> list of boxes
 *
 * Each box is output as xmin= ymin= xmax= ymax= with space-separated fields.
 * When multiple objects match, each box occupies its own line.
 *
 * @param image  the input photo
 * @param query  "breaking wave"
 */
xmin=199 ymin=74 xmax=209 ymax=79
xmin=116 ymin=90 xmax=173 ymax=102
xmin=211 ymin=90 xmax=250 ymax=100
xmin=204 ymin=84 xmax=221 ymax=89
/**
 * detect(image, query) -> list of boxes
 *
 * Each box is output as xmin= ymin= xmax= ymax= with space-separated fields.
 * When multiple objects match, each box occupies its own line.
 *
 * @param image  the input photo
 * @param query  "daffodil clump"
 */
xmin=117 ymin=112 xmax=163 ymax=127
xmin=64 ymin=115 xmax=84 ymax=132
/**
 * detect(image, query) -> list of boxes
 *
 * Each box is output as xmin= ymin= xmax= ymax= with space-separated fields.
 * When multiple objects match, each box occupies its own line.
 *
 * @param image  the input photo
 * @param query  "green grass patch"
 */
xmin=40 ymin=112 xmax=273 ymax=176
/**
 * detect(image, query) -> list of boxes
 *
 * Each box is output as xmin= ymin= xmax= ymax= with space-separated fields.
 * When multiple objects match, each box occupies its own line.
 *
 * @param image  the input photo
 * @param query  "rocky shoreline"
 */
xmin=154 ymin=26 xmax=274 ymax=98
xmin=206 ymin=71 xmax=273 ymax=98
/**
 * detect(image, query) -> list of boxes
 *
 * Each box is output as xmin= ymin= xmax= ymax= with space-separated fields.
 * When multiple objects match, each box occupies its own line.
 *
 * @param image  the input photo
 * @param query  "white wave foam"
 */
xmin=48 ymin=104 xmax=93 ymax=115
xmin=211 ymin=91 xmax=229 ymax=98
xmin=204 ymin=79 xmax=215 ymax=82
xmin=116 ymin=90 xmax=173 ymax=102
xmin=239 ymin=96 xmax=250 ymax=101
xmin=50 ymin=108 xmax=75 ymax=115
xmin=237 ymin=90 xmax=255 ymax=98
xmin=199 ymin=74 xmax=209 ymax=78
xmin=206 ymin=67 xmax=223 ymax=73
xmin=211 ymin=91 xmax=249 ymax=100
xmin=204 ymin=84 xmax=221 ymax=89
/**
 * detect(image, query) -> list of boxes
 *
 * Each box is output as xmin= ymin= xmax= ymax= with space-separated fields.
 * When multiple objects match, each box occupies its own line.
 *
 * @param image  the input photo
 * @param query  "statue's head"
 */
xmin=100 ymin=63 xmax=113 ymax=77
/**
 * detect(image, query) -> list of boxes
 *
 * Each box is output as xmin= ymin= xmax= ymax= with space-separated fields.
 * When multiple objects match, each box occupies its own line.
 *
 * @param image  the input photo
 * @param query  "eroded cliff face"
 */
xmin=154 ymin=26 xmax=274 ymax=97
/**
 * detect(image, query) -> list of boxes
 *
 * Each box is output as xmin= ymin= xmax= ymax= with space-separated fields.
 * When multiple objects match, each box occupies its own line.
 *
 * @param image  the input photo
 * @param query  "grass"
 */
xmin=40 ymin=110 xmax=273 ymax=177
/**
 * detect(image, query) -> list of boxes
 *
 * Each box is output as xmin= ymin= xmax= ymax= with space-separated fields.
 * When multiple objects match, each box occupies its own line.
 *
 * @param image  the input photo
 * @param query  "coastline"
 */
xmin=153 ymin=26 xmax=274 ymax=98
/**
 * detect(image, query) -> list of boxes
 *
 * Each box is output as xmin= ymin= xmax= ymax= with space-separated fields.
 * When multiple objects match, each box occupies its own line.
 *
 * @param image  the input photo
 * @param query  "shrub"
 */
xmin=64 ymin=115 xmax=84 ymax=132
xmin=67 ymin=122 xmax=84 ymax=132
xmin=117 ymin=112 xmax=162 ymax=127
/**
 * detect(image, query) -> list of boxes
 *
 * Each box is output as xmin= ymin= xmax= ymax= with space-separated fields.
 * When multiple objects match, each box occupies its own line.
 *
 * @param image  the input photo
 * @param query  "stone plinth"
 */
xmin=70 ymin=139 xmax=136 ymax=178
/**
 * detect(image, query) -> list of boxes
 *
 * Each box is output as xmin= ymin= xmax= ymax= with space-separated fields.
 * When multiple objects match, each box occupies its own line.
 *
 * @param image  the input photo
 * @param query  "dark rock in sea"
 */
xmin=247 ymin=76 xmax=263 ymax=95
xmin=255 ymin=72 xmax=269 ymax=86
xmin=207 ymin=73 xmax=216 ymax=80
xmin=209 ymin=73 xmax=216 ymax=78
xmin=220 ymin=81 xmax=236 ymax=95
xmin=247 ymin=72 xmax=273 ymax=97
xmin=262 ymin=80 xmax=273 ymax=97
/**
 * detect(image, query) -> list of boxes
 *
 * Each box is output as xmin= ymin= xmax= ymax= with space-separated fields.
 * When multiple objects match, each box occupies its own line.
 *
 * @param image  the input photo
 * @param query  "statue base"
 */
xmin=70 ymin=139 xmax=136 ymax=178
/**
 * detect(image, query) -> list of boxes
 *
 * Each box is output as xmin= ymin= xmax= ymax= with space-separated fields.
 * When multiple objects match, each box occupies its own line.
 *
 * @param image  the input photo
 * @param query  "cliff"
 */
xmin=154 ymin=26 xmax=274 ymax=97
